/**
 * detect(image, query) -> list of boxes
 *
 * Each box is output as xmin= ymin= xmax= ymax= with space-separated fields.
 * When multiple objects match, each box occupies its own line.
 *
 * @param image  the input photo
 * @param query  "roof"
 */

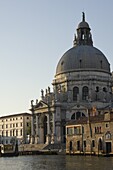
xmin=56 ymin=45 xmax=110 ymax=75
xmin=77 ymin=21 xmax=90 ymax=29
xmin=0 ymin=112 xmax=31 ymax=119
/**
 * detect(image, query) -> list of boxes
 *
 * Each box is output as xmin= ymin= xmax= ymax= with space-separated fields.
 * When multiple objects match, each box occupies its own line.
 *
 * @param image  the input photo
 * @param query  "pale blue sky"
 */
xmin=0 ymin=0 xmax=113 ymax=116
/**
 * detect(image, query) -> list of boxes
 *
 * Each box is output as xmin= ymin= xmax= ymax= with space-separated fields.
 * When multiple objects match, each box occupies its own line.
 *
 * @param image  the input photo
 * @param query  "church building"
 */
xmin=30 ymin=13 xmax=113 ymax=146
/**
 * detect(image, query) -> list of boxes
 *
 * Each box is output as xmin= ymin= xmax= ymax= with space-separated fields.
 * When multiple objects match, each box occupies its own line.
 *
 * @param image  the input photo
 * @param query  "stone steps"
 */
xmin=19 ymin=143 xmax=48 ymax=151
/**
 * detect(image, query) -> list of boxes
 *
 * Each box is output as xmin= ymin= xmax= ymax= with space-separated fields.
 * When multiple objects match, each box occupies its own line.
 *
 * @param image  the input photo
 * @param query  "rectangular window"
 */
xmin=10 ymin=130 xmax=12 ymax=136
xmin=74 ymin=127 xmax=81 ymax=135
xmin=84 ymin=140 xmax=86 ymax=147
xmin=92 ymin=140 xmax=95 ymax=147
xmin=67 ymin=127 xmax=73 ymax=135
xmin=106 ymin=123 xmax=109 ymax=128
xmin=20 ymin=129 xmax=23 ymax=136
xmin=77 ymin=141 xmax=80 ymax=151
xmin=6 ymin=131 xmax=8 ymax=137
xmin=95 ymin=126 xmax=101 ymax=133
xmin=16 ymin=130 xmax=18 ymax=136
xmin=27 ymin=122 xmax=29 ymax=127
xmin=13 ymin=130 xmax=15 ymax=136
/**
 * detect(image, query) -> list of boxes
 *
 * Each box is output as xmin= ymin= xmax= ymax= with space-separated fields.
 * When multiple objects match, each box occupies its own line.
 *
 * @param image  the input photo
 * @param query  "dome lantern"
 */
xmin=73 ymin=12 xmax=93 ymax=46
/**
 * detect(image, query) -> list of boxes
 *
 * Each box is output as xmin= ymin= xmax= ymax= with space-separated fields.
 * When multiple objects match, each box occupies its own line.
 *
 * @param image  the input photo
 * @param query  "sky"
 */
xmin=0 ymin=0 xmax=113 ymax=116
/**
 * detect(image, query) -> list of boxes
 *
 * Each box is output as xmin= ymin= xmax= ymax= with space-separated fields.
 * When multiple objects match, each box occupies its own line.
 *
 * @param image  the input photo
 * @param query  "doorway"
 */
xmin=106 ymin=142 xmax=111 ymax=154
xmin=43 ymin=116 xmax=47 ymax=143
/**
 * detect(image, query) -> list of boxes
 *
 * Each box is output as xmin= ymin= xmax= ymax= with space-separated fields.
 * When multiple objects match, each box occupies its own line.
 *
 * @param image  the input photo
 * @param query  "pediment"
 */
xmin=35 ymin=100 xmax=48 ymax=109
xmin=71 ymin=104 xmax=87 ymax=111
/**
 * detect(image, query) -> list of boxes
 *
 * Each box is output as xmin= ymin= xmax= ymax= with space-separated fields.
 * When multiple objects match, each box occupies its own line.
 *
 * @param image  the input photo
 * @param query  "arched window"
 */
xmin=103 ymin=87 xmax=107 ymax=92
xmin=76 ymin=112 xmax=81 ymax=120
xmin=105 ymin=132 xmax=111 ymax=140
xmin=73 ymin=86 xmax=79 ymax=101
xmin=71 ymin=113 xmax=75 ymax=120
xmin=71 ymin=112 xmax=85 ymax=120
xmin=82 ymin=86 xmax=89 ymax=100
xmin=95 ymin=86 xmax=99 ymax=92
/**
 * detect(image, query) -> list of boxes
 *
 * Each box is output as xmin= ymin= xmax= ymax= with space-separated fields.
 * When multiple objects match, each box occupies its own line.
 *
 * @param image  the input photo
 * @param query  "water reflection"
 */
xmin=0 ymin=155 xmax=113 ymax=170
xmin=66 ymin=155 xmax=113 ymax=170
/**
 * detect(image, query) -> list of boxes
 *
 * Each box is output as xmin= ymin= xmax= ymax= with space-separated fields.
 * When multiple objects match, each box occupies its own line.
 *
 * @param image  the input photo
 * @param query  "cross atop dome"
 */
xmin=82 ymin=12 xmax=85 ymax=22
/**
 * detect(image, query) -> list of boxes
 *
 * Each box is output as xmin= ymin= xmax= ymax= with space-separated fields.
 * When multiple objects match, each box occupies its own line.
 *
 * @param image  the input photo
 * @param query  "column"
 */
xmin=46 ymin=114 xmax=51 ymax=144
xmin=55 ymin=121 xmax=61 ymax=143
xmin=47 ymin=114 xmax=50 ymax=134
xmin=55 ymin=105 xmax=61 ymax=143
xmin=39 ymin=124 xmax=44 ymax=143
xmin=35 ymin=115 xmax=39 ymax=144
xmin=51 ymin=112 xmax=55 ymax=144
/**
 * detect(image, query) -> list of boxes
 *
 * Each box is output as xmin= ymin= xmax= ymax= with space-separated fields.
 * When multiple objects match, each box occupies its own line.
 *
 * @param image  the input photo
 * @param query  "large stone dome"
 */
xmin=56 ymin=45 xmax=110 ymax=75
xmin=56 ymin=13 xmax=110 ymax=76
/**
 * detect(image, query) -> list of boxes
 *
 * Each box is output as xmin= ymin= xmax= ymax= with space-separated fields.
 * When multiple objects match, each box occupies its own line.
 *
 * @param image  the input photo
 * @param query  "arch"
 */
xmin=73 ymin=86 xmax=79 ymax=101
xmin=71 ymin=112 xmax=85 ymax=120
xmin=105 ymin=132 xmax=111 ymax=140
xmin=82 ymin=86 xmax=89 ymax=100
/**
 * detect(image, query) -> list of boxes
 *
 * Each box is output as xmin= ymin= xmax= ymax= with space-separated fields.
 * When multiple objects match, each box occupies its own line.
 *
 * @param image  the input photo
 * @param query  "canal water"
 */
xmin=0 ymin=155 xmax=113 ymax=170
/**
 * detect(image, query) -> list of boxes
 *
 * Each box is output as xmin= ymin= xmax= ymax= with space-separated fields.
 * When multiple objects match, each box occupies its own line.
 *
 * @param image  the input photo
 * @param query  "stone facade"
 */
xmin=66 ymin=110 xmax=113 ymax=155
xmin=30 ymin=13 xmax=113 ymax=145
xmin=0 ymin=113 xmax=31 ymax=145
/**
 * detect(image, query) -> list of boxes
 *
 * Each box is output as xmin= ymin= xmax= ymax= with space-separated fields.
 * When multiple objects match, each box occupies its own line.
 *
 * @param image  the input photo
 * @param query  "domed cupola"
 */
xmin=55 ymin=13 xmax=110 ymax=76
xmin=73 ymin=12 xmax=93 ymax=46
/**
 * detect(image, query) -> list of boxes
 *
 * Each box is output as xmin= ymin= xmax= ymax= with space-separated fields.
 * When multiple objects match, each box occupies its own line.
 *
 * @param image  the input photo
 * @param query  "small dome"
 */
xmin=77 ymin=21 xmax=90 ymax=29
xmin=56 ymin=45 xmax=110 ymax=75
xmin=77 ymin=12 xmax=90 ymax=29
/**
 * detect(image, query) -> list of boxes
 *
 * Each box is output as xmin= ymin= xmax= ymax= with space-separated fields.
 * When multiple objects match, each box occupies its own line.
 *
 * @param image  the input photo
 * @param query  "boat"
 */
xmin=0 ymin=144 xmax=19 ymax=157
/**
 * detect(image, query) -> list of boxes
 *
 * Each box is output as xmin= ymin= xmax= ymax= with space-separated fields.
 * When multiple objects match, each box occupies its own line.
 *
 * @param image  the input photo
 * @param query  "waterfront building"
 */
xmin=66 ymin=110 xmax=113 ymax=155
xmin=0 ymin=113 xmax=31 ymax=145
xmin=30 ymin=13 xmax=113 ymax=146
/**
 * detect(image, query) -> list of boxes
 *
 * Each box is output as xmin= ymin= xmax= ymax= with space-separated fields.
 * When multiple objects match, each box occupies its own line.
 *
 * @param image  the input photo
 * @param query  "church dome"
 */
xmin=56 ymin=13 xmax=110 ymax=75
xmin=56 ymin=45 xmax=110 ymax=75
